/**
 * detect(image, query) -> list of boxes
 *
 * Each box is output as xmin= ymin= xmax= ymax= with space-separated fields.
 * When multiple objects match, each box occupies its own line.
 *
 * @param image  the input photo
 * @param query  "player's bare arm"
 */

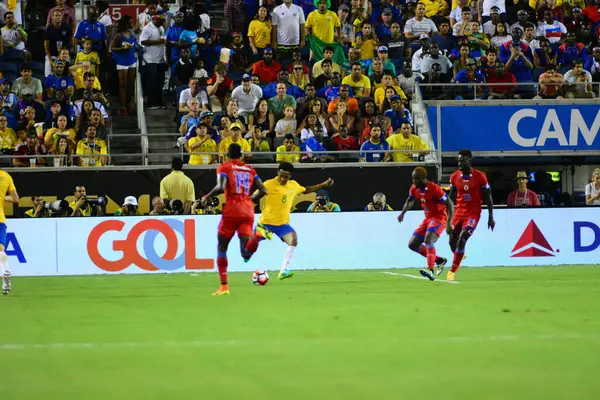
xmin=398 ymin=196 xmax=415 ymax=223
xmin=303 ymin=178 xmax=334 ymax=194
xmin=483 ymin=188 xmax=495 ymax=231
xmin=445 ymin=197 xmax=455 ymax=235
xmin=448 ymin=186 xmax=457 ymax=203
xmin=250 ymin=178 xmax=268 ymax=203
xmin=5 ymin=189 xmax=19 ymax=204
xmin=202 ymin=175 xmax=227 ymax=207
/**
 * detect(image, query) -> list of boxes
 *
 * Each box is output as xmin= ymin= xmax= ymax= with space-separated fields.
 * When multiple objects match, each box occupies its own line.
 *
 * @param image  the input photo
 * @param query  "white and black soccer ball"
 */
xmin=251 ymin=270 xmax=269 ymax=286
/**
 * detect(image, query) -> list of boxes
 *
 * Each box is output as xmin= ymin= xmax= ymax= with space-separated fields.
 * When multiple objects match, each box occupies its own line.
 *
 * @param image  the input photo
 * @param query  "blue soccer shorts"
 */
xmin=0 ymin=223 xmax=7 ymax=249
xmin=262 ymin=224 xmax=296 ymax=241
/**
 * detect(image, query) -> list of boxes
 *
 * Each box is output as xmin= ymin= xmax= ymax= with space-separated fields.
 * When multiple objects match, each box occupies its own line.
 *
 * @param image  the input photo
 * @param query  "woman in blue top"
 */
xmin=179 ymin=16 xmax=200 ymax=60
xmin=111 ymin=16 xmax=138 ymax=116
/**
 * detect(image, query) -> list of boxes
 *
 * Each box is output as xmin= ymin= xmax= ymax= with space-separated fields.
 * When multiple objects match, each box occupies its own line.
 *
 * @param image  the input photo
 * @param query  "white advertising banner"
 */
xmin=6 ymin=209 xmax=600 ymax=276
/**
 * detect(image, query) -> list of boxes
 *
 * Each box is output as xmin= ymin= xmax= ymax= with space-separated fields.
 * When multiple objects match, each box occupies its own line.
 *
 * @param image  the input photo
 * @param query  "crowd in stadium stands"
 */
xmin=1 ymin=0 xmax=600 ymax=167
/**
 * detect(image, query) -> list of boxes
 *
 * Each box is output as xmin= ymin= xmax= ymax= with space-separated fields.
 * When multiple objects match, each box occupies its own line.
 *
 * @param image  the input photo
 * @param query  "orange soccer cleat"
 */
xmin=212 ymin=285 xmax=230 ymax=296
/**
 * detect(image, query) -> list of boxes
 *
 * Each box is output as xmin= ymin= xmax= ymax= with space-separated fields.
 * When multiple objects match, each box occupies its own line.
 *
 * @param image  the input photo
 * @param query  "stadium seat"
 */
xmin=30 ymin=62 xmax=44 ymax=74
xmin=0 ymin=49 xmax=25 ymax=64
xmin=0 ymin=62 xmax=19 ymax=82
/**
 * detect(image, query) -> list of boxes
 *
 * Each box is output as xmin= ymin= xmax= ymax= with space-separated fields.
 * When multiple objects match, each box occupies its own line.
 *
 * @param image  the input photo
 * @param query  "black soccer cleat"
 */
xmin=419 ymin=269 xmax=436 ymax=281
xmin=435 ymin=258 xmax=447 ymax=276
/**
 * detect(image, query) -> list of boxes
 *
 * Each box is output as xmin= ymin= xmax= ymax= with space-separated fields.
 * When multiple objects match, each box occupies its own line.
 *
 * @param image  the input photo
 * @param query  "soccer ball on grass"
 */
xmin=251 ymin=270 xmax=269 ymax=286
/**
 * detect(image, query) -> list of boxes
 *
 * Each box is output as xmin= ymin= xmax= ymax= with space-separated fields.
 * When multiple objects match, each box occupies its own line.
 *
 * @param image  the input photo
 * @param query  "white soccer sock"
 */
xmin=0 ymin=251 xmax=9 ymax=275
xmin=280 ymin=246 xmax=296 ymax=273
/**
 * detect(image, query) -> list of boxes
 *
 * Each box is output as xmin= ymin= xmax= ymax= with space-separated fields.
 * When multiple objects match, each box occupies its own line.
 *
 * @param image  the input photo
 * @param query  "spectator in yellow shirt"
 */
xmin=276 ymin=133 xmax=301 ymax=163
xmin=342 ymin=62 xmax=372 ymax=97
xmin=187 ymin=123 xmax=217 ymax=165
xmin=421 ymin=0 xmax=449 ymax=18
xmin=0 ymin=115 xmax=16 ymax=155
xmin=305 ymin=0 xmax=341 ymax=44
xmin=75 ymin=125 xmax=108 ymax=166
xmin=219 ymin=122 xmax=251 ymax=161
xmin=385 ymin=122 xmax=430 ymax=162
xmin=373 ymin=72 xmax=407 ymax=110
xmin=74 ymin=37 xmax=101 ymax=76
xmin=248 ymin=6 xmax=272 ymax=59
xmin=71 ymin=61 xmax=102 ymax=90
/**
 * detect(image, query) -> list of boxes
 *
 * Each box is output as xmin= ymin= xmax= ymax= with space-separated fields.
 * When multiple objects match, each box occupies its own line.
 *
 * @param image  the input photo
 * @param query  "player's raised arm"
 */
xmin=250 ymin=177 xmax=267 ymax=203
xmin=303 ymin=178 xmax=334 ymax=194
xmin=483 ymin=188 xmax=495 ymax=231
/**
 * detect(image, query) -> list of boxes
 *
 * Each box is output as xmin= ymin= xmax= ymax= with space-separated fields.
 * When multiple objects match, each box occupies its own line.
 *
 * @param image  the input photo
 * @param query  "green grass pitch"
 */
xmin=1 ymin=266 xmax=600 ymax=399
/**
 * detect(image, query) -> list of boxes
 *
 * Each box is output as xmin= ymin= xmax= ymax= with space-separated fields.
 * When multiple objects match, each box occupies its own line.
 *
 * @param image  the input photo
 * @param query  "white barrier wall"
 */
xmin=7 ymin=209 xmax=600 ymax=276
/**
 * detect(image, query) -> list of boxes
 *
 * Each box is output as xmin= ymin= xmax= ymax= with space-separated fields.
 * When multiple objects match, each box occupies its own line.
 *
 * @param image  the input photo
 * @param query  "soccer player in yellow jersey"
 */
xmin=243 ymin=162 xmax=333 ymax=279
xmin=0 ymin=170 xmax=20 ymax=295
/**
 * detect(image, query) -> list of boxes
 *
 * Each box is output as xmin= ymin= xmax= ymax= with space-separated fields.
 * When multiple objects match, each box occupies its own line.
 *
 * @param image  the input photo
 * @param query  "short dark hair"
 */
xmin=21 ymin=64 xmax=32 ymax=72
xmin=351 ymin=62 xmax=362 ymax=69
xmin=284 ymin=133 xmax=294 ymax=140
xmin=83 ymin=72 xmax=95 ymax=80
xmin=323 ymin=46 xmax=334 ymax=53
xmin=572 ymin=58 xmax=584 ymax=67
xmin=4 ymin=11 xmax=13 ymax=20
xmin=279 ymin=162 xmax=294 ymax=173
xmin=461 ymin=6 xmax=471 ymax=13
xmin=438 ymin=18 xmax=450 ymax=26
xmin=171 ymin=157 xmax=184 ymax=171
xmin=546 ymin=64 xmax=556 ymax=71
xmin=321 ymin=59 xmax=332 ymax=67
xmin=228 ymin=143 xmax=243 ymax=160
xmin=458 ymin=149 xmax=472 ymax=158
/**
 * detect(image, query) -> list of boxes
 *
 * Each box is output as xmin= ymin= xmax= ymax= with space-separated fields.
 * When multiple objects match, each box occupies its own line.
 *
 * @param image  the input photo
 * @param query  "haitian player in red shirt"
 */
xmin=202 ymin=144 xmax=267 ymax=296
xmin=447 ymin=149 xmax=495 ymax=281
xmin=398 ymin=167 xmax=454 ymax=281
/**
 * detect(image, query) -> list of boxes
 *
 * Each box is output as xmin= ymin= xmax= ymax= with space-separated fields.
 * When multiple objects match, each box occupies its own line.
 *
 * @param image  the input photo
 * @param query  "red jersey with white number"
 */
xmin=409 ymin=181 xmax=448 ymax=221
xmin=450 ymin=169 xmax=490 ymax=218
xmin=217 ymin=159 xmax=258 ymax=218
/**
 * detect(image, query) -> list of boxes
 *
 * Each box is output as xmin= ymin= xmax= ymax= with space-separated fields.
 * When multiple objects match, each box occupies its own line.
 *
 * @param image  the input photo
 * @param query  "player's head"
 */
xmin=228 ymin=143 xmax=243 ymax=160
xmin=458 ymin=149 xmax=473 ymax=172
xmin=277 ymin=162 xmax=294 ymax=184
xmin=412 ymin=167 xmax=428 ymax=188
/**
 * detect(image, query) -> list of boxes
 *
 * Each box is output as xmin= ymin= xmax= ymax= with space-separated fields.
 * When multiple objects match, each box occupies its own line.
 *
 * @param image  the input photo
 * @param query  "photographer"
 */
xmin=160 ymin=157 xmax=195 ymax=213
xmin=365 ymin=192 xmax=393 ymax=211
xmin=306 ymin=189 xmax=341 ymax=212
xmin=114 ymin=196 xmax=144 ymax=216
xmin=24 ymin=196 xmax=50 ymax=218
xmin=69 ymin=185 xmax=105 ymax=217
xmin=149 ymin=196 xmax=170 ymax=215
xmin=190 ymin=195 xmax=220 ymax=215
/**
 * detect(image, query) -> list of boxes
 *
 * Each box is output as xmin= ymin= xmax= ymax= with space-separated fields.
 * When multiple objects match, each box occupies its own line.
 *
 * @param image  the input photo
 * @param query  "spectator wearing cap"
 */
xmin=271 ymin=0 xmax=306 ymax=60
xmin=383 ymin=22 xmax=412 ymax=70
xmin=225 ymin=0 xmax=249 ymax=35
xmin=337 ymin=5 xmax=354 ymax=50
xmin=252 ymin=47 xmax=283 ymax=84
xmin=13 ymin=131 xmax=47 ymax=167
xmin=449 ymin=0 xmax=477 ymax=26
xmin=307 ymin=189 xmax=340 ymax=212
xmin=44 ymin=8 xmax=73 ymax=77
xmin=370 ymin=0 xmax=402 ymax=24
xmin=385 ymin=122 xmax=429 ymax=162
xmin=232 ymin=75 xmax=263 ymax=118
xmin=375 ymin=8 xmax=395 ymax=42
xmin=47 ymin=0 xmax=76 ymax=28
xmin=453 ymin=58 xmax=485 ymax=99
xmin=0 ymin=78 xmax=19 ymax=129
xmin=248 ymin=6 xmax=272 ymax=61
xmin=114 ymin=196 xmax=144 ymax=216
xmin=219 ymin=122 xmax=251 ymax=162
xmin=368 ymin=46 xmax=397 ymax=76
xmin=182 ymin=110 xmax=220 ymax=146
xmin=312 ymin=46 xmax=343 ymax=78
xmin=411 ymin=34 xmax=433 ymax=72
xmin=186 ymin=123 xmax=218 ymax=165
xmin=487 ymin=60 xmax=519 ymax=99
xmin=11 ymin=65 xmax=43 ymax=102
xmin=45 ymin=61 xmax=74 ymax=101
xmin=565 ymin=6 xmax=586 ymax=33
xmin=483 ymin=6 xmax=509 ymax=36
xmin=172 ymin=47 xmax=195 ymax=86
xmin=384 ymin=94 xmax=413 ymax=131
xmin=404 ymin=2 xmax=438 ymax=46
xmin=506 ymin=171 xmax=540 ymax=207
xmin=342 ymin=62 xmax=372 ymax=98
xmin=140 ymin=14 xmax=167 ymax=109
xmin=74 ymin=6 xmax=107 ymax=53
xmin=305 ymin=0 xmax=342 ymax=49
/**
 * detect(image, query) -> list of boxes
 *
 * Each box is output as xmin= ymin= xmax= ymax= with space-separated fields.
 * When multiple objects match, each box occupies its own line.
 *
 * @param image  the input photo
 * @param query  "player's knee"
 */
xmin=290 ymin=238 xmax=298 ymax=246
xmin=408 ymin=239 xmax=420 ymax=250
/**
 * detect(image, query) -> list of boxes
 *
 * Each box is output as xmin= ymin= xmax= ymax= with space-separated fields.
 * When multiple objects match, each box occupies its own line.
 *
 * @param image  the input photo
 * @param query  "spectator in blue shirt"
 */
xmin=454 ymin=58 xmax=485 ymax=99
xmin=262 ymin=70 xmax=306 ymax=99
xmin=0 ymin=79 xmax=19 ymax=129
xmin=504 ymin=41 xmax=534 ymax=97
xmin=45 ymin=61 xmax=74 ymax=100
xmin=431 ymin=19 xmax=457 ymax=56
xmin=360 ymin=125 xmax=389 ymax=162
xmin=384 ymin=95 xmax=413 ymax=130
xmin=166 ymin=11 xmax=185 ymax=71
xmin=558 ymin=32 xmax=588 ymax=67
xmin=74 ymin=5 xmax=107 ymax=53
xmin=371 ymin=0 xmax=402 ymax=25
xmin=317 ymin=72 xmax=354 ymax=103
xmin=375 ymin=9 xmax=395 ymax=42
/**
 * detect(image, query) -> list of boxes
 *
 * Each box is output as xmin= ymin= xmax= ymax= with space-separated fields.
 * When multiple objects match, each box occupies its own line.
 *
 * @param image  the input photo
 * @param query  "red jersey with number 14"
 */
xmin=217 ymin=159 xmax=258 ymax=219
xmin=450 ymin=169 xmax=490 ymax=218
xmin=409 ymin=181 xmax=448 ymax=221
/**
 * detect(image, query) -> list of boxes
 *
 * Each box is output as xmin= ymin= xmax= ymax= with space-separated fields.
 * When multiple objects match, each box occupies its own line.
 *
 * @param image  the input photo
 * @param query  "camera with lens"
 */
xmin=43 ymin=200 xmax=69 ymax=213
xmin=164 ymin=198 xmax=184 ymax=214
xmin=192 ymin=195 xmax=219 ymax=215
xmin=83 ymin=195 xmax=107 ymax=206
xmin=317 ymin=197 xmax=328 ymax=207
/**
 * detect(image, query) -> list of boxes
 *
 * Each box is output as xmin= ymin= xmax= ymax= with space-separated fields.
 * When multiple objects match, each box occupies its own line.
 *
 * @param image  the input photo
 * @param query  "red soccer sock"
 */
xmin=451 ymin=250 xmax=465 ymax=273
xmin=413 ymin=244 xmax=427 ymax=258
xmin=425 ymin=245 xmax=436 ymax=271
xmin=216 ymin=252 xmax=228 ymax=285
xmin=245 ymin=235 xmax=261 ymax=254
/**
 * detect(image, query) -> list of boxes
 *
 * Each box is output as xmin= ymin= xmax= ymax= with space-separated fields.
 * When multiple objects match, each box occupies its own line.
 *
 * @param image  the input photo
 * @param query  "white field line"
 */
xmin=1 ymin=333 xmax=599 ymax=351
xmin=381 ymin=271 xmax=460 ymax=284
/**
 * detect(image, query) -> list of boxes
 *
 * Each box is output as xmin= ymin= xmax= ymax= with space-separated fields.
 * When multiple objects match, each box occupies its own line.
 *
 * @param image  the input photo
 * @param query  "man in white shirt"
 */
xmin=535 ymin=9 xmax=566 ymax=45
xmin=404 ymin=3 xmax=438 ymax=44
xmin=272 ymin=0 xmax=306 ymax=60
xmin=479 ymin=0 xmax=506 ymax=21
xmin=483 ymin=6 xmax=509 ymax=36
xmin=140 ymin=15 xmax=166 ymax=109
xmin=179 ymin=77 xmax=209 ymax=112
xmin=231 ymin=74 xmax=263 ymax=118
xmin=1 ymin=11 xmax=27 ymax=52
xmin=411 ymin=35 xmax=433 ymax=72
xmin=449 ymin=0 xmax=477 ymax=26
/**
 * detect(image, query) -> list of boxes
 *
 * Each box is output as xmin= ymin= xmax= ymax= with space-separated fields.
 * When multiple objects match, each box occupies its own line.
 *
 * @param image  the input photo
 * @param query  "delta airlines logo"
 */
xmin=511 ymin=220 xmax=556 ymax=257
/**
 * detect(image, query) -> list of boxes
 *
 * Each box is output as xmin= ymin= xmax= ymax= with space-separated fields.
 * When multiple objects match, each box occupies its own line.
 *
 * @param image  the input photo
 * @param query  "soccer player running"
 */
xmin=447 ymin=149 xmax=495 ymax=281
xmin=202 ymin=144 xmax=267 ymax=296
xmin=244 ymin=162 xmax=334 ymax=280
xmin=398 ymin=167 xmax=454 ymax=281
xmin=0 ymin=169 xmax=19 ymax=295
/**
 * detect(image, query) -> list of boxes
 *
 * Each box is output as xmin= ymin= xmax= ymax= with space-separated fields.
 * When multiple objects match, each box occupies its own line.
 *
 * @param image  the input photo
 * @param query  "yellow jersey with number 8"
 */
xmin=0 ymin=170 xmax=16 ymax=224
xmin=259 ymin=179 xmax=305 ymax=226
